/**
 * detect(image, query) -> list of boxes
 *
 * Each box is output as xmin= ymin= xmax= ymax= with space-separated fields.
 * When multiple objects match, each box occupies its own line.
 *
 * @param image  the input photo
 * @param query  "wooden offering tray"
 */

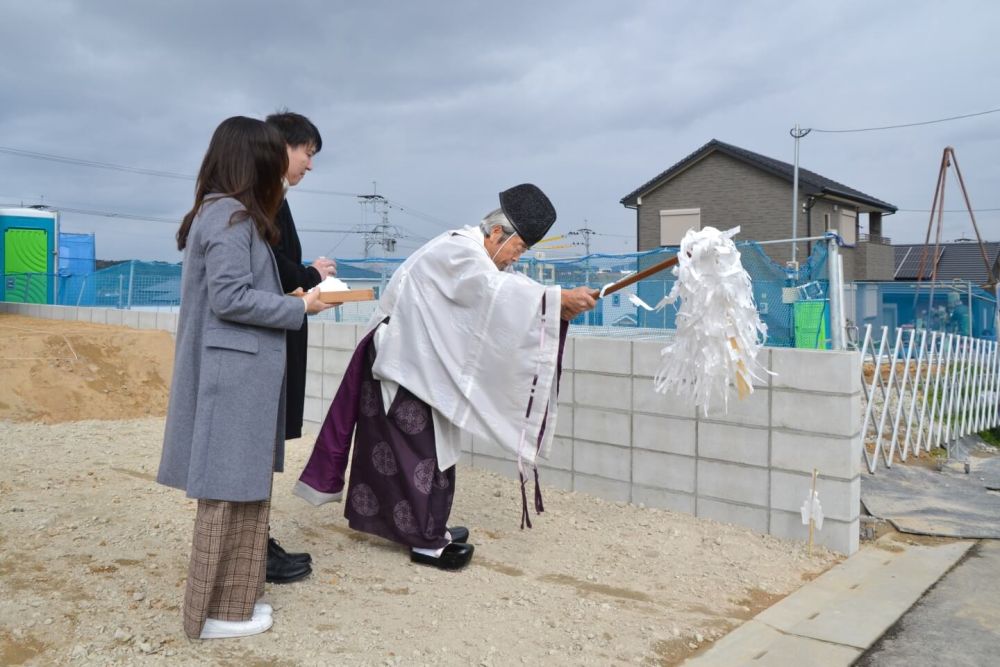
xmin=319 ymin=288 xmax=376 ymax=304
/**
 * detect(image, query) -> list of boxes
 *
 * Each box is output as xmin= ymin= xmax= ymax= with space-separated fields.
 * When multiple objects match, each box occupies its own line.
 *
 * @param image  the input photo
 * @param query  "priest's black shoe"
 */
xmin=447 ymin=526 xmax=469 ymax=543
xmin=268 ymin=537 xmax=311 ymax=565
xmin=410 ymin=543 xmax=474 ymax=570
xmin=266 ymin=557 xmax=312 ymax=584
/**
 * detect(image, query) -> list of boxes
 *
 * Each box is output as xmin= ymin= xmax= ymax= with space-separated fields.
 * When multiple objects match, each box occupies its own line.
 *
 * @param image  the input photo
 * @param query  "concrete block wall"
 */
xmin=2 ymin=304 xmax=862 ymax=554
xmin=300 ymin=322 xmax=862 ymax=554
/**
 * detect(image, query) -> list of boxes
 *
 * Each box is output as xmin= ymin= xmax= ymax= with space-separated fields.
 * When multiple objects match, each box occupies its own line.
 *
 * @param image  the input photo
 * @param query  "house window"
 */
xmin=659 ymin=208 xmax=701 ymax=246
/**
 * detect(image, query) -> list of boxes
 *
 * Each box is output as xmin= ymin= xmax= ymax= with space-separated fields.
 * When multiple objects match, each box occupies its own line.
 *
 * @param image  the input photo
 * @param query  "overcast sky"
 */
xmin=1 ymin=1 xmax=998 ymax=262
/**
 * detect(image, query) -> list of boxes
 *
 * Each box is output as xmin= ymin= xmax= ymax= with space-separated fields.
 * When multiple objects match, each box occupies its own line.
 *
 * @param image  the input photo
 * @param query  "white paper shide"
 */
xmin=652 ymin=226 xmax=770 ymax=414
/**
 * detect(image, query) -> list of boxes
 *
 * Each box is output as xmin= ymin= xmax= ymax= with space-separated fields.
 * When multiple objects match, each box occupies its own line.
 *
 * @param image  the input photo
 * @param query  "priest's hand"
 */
xmin=560 ymin=286 xmax=597 ymax=321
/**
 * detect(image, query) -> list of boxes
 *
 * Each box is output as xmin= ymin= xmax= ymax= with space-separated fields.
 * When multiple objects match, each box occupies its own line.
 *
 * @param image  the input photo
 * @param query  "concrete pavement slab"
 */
xmin=683 ymin=535 xmax=974 ymax=666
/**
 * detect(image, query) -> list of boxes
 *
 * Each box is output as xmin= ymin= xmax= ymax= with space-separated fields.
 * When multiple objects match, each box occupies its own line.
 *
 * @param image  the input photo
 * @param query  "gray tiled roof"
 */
xmin=621 ymin=139 xmax=897 ymax=212
xmin=894 ymin=241 xmax=1000 ymax=283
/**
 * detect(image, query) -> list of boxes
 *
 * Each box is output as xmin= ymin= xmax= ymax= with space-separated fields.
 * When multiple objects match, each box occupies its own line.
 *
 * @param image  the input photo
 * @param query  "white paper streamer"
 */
xmin=652 ymin=226 xmax=770 ymax=414
xmin=800 ymin=490 xmax=824 ymax=530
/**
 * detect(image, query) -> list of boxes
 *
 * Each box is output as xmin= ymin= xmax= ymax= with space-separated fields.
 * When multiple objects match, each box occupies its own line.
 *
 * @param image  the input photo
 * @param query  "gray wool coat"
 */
xmin=157 ymin=197 xmax=306 ymax=501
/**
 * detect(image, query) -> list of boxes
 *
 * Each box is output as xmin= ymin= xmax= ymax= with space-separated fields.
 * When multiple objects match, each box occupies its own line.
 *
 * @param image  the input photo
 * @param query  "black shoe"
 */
xmin=410 ymin=543 xmax=474 ymax=570
xmin=447 ymin=526 xmax=469 ymax=543
xmin=266 ymin=557 xmax=312 ymax=584
xmin=268 ymin=537 xmax=311 ymax=565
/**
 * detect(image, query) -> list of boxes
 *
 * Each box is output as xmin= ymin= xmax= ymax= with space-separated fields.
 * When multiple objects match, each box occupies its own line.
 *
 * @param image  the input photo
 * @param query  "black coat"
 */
xmin=273 ymin=199 xmax=323 ymax=439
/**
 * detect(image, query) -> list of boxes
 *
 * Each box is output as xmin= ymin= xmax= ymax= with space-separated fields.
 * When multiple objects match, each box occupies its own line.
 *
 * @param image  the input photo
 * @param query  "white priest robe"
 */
xmin=363 ymin=225 xmax=563 ymax=472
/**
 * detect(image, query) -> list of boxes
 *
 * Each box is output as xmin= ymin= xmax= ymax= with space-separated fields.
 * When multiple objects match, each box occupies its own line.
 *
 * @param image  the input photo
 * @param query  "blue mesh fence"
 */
xmin=4 ymin=238 xmax=994 ymax=348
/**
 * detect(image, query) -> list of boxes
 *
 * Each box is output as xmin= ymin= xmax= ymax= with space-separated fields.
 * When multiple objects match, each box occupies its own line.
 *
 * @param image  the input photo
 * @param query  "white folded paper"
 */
xmin=315 ymin=275 xmax=351 ymax=292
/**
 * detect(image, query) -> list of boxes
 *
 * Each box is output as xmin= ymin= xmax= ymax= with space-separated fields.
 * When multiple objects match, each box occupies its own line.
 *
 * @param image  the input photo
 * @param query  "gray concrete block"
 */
xmin=699 ymin=387 xmax=769 ymax=427
xmin=472 ymin=436 xmax=514 ymax=461
xmin=770 ymin=471 xmax=859 ymax=522
xmin=771 ymin=430 xmax=861 ymax=480
xmin=554 ymin=406 xmax=572 ymax=438
xmin=697 ymin=459 xmax=769 ymax=506
xmin=560 ymin=336 xmax=575 ymax=370
xmin=631 ymin=381 xmax=697 ymax=418
xmin=632 ymin=413 xmax=696 ymax=456
xmin=632 ymin=450 xmax=695 ymax=493
xmin=631 ymin=485 xmax=696 ymax=514
xmin=573 ymin=440 xmax=630 ymax=481
xmin=324 ymin=324 xmax=358 ymax=350
xmin=155 ymin=311 xmax=176 ymax=332
xmin=699 ymin=422 xmax=769 ymax=467
xmin=573 ymin=407 xmax=630 ymax=447
xmin=105 ymin=309 xmax=123 ymax=326
xmin=573 ymin=473 xmax=630 ymax=503
xmin=540 ymin=436 xmax=573 ymax=471
xmin=574 ymin=373 xmax=631 ymax=410
xmin=121 ymin=310 xmax=140 ymax=329
xmin=474 ymin=454 xmax=520 ymax=481
xmin=322 ymin=373 xmax=344 ymax=403
xmin=771 ymin=348 xmax=860 ymax=394
xmin=769 ymin=510 xmax=859 ymax=555
xmin=305 ymin=371 xmax=323 ymax=400
xmin=303 ymin=397 xmax=323 ymax=424
xmin=632 ymin=340 xmax=665 ymax=379
xmin=557 ymin=371 xmax=573 ymax=405
xmin=137 ymin=311 xmax=157 ymax=330
xmin=573 ymin=337 xmax=631 ymax=374
xmin=772 ymin=390 xmax=861 ymax=437
xmin=697 ymin=497 xmax=769 ymax=534
xmin=322 ymin=349 xmax=353 ymax=375
xmin=536 ymin=466 xmax=573 ymax=492
xmin=306 ymin=348 xmax=323 ymax=372
xmin=307 ymin=320 xmax=325 ymax=349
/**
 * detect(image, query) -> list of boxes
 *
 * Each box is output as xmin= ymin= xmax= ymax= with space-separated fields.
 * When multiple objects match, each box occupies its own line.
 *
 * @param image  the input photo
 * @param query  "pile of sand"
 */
xmin=0 ymin=315 xmax=174 ymax=423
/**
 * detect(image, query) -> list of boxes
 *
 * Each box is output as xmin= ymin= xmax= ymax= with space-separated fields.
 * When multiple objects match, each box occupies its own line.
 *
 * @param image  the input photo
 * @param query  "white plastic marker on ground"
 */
xmin=640 ymin=226 xmax=770 ymax=414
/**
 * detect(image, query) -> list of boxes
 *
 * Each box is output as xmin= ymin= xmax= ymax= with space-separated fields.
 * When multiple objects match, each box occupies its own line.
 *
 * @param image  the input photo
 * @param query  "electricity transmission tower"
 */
xmin=358 ymin=183 xmax=402 ymax=257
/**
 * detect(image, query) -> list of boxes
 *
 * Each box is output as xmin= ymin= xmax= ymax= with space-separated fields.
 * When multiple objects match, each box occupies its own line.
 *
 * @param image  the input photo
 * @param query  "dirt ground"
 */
xmin=0 ymin=314 xmax=840 ymax=666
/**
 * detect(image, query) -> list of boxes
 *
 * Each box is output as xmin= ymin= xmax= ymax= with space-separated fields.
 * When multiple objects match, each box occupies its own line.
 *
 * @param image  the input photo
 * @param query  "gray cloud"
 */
xmin=1 ymin=0 xmax=998 ymax=261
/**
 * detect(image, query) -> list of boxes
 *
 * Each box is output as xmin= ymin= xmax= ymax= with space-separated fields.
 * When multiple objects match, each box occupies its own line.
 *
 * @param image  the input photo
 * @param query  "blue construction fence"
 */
xmin=2 ymin=239 xmax=995 ymax=349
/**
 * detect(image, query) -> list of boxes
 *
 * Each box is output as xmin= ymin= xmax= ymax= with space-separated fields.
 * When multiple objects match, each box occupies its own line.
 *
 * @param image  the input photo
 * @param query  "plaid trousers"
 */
xmin=182 ymin=499 xmax=270 ymax=639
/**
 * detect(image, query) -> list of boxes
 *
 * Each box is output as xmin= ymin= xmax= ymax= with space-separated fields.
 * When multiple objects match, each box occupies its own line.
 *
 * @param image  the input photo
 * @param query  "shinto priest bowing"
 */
xmin=294 ymin=184 xmax=597 ymax=570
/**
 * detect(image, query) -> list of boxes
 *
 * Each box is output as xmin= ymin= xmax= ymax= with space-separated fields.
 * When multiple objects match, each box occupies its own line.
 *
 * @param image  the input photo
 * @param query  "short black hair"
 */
xmin=265 ymin=110 xmax=322 ymax=152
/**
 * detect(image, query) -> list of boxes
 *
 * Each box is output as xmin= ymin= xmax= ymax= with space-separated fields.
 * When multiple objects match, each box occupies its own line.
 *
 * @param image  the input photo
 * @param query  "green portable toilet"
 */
xmin=794 ymin=300 xmax=829 ymax=349
xmin=1 ymin=207 xmax=58 ymax=304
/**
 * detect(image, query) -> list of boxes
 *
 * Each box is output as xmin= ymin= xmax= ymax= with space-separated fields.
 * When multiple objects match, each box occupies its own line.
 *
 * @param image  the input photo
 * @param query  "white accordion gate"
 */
xmin=860 ymin=324 xmax=1000 ymax=473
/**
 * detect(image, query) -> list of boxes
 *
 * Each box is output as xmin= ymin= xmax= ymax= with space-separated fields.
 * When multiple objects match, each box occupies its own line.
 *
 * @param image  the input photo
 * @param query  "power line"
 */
xmin=897 ymin=207 xmax=1000 ymax=213
xmin=0 ymin=144 xmax=362 ymax=197
xmin=809 ymin=105 xmax=1000 ymax=133
xmin=0 ymin=146 xmax=195 ymax=180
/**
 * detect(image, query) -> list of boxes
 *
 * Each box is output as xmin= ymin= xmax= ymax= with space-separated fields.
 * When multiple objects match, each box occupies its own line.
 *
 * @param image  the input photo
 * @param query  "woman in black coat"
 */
xmin=264 ymin=111 xmax=336 ymax=583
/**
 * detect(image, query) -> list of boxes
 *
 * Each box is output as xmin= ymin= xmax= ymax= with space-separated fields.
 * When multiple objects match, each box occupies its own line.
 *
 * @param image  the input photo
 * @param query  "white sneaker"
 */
xmin=254 ymin=602 xmax=272 ymax=616
xmin=199 ymin=612 xmax=273 ymax=639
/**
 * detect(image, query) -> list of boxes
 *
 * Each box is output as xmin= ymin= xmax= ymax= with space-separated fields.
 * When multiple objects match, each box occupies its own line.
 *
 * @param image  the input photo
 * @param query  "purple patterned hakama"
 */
xmin=344 ymin=339 xmax=455 ymax=549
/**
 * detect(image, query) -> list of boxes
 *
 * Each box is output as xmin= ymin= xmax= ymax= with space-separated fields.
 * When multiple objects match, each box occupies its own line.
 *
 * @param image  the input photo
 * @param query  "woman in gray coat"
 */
xmin=157 ymin=116 xmax=331 ymax=640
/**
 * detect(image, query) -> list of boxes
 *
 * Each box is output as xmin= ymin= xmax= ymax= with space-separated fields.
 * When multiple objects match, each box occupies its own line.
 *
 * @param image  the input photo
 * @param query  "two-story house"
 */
xmin=620 ymin=139 xmax=898 ymax=281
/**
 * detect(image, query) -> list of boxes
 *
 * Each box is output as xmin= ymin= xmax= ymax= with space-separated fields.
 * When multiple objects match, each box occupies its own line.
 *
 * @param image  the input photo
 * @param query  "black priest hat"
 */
xmin=498 ymin=183 xmax=556 ymax=247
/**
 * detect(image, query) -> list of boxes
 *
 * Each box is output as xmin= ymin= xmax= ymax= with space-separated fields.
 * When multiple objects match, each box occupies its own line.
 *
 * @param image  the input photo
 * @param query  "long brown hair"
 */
xmin=177 ymin=116 xmax=288 ymax=250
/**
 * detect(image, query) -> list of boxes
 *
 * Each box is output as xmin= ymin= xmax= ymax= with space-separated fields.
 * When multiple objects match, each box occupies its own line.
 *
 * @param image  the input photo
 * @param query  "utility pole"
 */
xmin=569 ymin=225 xmax=597 ymax=311
xmin=357 ymin=183 xmax=400 ymax=258
xmin=789 ymin=124 xmax=811 ymax=272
